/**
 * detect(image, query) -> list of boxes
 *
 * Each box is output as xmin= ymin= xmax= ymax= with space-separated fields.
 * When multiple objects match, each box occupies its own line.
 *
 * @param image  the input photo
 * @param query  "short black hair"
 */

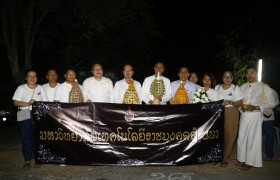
xmin=222 ymin=70 xmax=233 ymax=78
xmin=246 ymin=65 xmax=257 ymax=72
xmin=123 ymin=64 xmax=134 ymax=71
xmin=64 ymin=68 xmax=76 ymax=74
xmin=46 ymin=69 xmax=58 ymax=75
xmin=190 ymin=72 xmax=199 ymax=77
xmin=154 ymin=61 xmax=165 ymax=68
xmin=92 ymin=63 xmax=103 ymax=70
xmin=179 ymin=66 xmax=189 ymax=73
xmin=25 ymin=68 xmax=37 ymax=77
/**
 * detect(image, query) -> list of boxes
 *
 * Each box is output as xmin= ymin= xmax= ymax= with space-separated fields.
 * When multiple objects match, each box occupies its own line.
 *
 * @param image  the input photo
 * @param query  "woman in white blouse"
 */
xmin=12 ymin=69 xmax=47 ymax=170
xmin=215 ymin=71 xmax=243 ymax=167
xmin=201 ymin=72 xmax=220 ymax=102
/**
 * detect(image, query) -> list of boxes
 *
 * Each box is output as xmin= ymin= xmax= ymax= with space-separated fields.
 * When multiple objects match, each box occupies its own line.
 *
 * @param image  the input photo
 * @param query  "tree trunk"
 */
xmin=22 ymin=0 xmax=34 ymax=71
xmin=1 ymin=0 xmax=24 ymax=84
xmin=7 ymin=54 xmax=22 ymax=84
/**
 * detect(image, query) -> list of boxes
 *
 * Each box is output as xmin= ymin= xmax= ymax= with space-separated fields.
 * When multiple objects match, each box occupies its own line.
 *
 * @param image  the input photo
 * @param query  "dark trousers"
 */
xmin=262 ymin=120 xmax=274 ymax=158
xmin=18 ymin=119 xmax=34 ymax=161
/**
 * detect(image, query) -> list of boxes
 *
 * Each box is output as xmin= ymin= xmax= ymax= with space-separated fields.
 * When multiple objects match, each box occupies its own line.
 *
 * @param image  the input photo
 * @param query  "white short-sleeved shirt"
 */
xmin=112 ymin=79 xmax=142 ymax=104
xmin=12 ymin=84 xmax=47 ymax=110
xmin=42 ymin=83 xmax=60 ymax=102
xmin=215 ymin=84 xmax=243 ymax=107
xmin=82 ymin=76 xmax=113 ymax=103
xmin=205 ymin=88 xmax=220 ymax=102
xmin=54 ymin=82 xmax=82 ymax=103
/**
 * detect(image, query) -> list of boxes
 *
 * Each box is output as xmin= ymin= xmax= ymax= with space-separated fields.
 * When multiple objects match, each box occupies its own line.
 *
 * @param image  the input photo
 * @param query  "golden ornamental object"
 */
xmin=173 ymin=81 xmax=189 ymax=104
xmin=69 ymin=79 xmax=84 ymax=103
xmin=123 ymin=80 xmax=140 ymax=104
xmin=150 ymin=71 xmax=165 ymax=98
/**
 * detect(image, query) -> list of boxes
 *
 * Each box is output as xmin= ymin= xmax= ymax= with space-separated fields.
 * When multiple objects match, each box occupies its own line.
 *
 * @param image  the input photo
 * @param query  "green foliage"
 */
xmin=216 ymin=37 xmax=260 ymax=86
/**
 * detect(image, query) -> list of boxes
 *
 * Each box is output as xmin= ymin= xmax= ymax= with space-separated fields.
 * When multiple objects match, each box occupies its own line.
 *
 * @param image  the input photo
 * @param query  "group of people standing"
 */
xmin=12 ymin=62 xmax=279 ymax=171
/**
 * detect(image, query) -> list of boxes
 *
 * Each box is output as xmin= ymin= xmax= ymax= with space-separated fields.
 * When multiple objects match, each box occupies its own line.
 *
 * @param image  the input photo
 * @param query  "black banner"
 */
xmin=33 ymin=101 xmax=224 ymax=166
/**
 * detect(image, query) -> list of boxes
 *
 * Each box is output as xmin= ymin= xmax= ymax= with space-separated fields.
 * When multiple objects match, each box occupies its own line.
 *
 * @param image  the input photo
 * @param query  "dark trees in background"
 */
xmin=216 ymin=36 xmax=260 ymax=86
xmin=1 ymin=0 xmax=59 ymax=84
xmin=30 ymin=0 xmax=159 ymax=82
xmin=1 ymin=0 xmax=159 ymax=84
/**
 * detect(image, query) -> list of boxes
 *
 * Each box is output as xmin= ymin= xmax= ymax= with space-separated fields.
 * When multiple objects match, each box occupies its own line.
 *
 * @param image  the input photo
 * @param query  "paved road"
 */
xmin=1 ymin=126 xmax=280 ymax=180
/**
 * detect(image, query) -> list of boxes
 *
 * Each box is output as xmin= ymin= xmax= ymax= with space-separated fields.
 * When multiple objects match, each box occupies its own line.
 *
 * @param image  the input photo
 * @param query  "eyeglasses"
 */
xmin=223 ymin=76 xmax=233 ymax=79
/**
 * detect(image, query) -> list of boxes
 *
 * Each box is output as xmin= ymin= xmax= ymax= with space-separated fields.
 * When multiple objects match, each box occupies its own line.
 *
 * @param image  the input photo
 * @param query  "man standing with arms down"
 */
xmin=237 ymin=66 xmax=276 ymax=170
xmin=170 ymin=67 xmax=197 ymax=104
xmin=82 ymin=63 xmax=113 ymax=103
xmin=54 ymin=69 xmax=83 ymax=103
xmin=142 ymin=62 xmax=171 ymax=105
xmin=112 ymin=64 xmax=142 ymax=104
xmin=43 ymin=69 xmax=60 ymax=102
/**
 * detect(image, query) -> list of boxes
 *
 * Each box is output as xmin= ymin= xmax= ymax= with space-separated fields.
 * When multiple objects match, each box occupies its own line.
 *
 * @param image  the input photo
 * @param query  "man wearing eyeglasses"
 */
xmin=82 ymin=63 xmax=113 ymax=102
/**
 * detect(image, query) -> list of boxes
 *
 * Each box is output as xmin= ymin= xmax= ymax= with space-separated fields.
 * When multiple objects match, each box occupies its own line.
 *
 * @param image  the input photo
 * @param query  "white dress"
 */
xmin=141 ymin=75 xmax=171 ymax=105
xmin=82 ymin=77 xmax=113 ymax=103
xmin=112 ymin=79 xmax=142 ymax=104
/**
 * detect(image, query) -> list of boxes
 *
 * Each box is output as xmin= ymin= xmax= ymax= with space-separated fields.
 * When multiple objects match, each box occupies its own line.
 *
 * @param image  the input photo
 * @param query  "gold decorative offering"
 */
xmin=69 ymin=79 xmax=84 ymax=103
xmin=173 ymin=82 xmax=189 ymax=104
xmin=123 ymin=81 xmax=140 ymax=104
xmin=150 ymin=72 xmax=165 ymax=104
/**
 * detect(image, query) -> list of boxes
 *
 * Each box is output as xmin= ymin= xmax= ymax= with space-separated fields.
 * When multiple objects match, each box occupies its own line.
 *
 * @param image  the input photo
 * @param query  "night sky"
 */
xmin=151 ymin=0 xmax=280 ymax=90
xmin=1 ymin=0 xmax=280 ymax=107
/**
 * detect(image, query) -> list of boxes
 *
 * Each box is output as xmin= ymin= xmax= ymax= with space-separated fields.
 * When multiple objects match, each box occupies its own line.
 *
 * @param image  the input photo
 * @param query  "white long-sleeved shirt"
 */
xmin=54 ymin=82 xmax=82 ymax=103
xmin=112 ymin=79 xmax=142 ymax=104
xmin=82 ymin=76 xmax=113 ymax=103
xmin=141 ymin=75 xmax=171 ymax=105
xmin=240 ymin=82 xmax=275 ymax=113
xmin=42 ymin=83 xmax=60 ymax=102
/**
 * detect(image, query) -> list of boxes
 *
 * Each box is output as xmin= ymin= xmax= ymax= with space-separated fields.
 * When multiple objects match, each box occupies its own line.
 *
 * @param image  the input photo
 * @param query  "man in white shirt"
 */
xmin=237 ymin=67 xmax=276 ymax=170
xmin=262 ymin=87 xmax=279 ymax=159
xmin=112 ymin=64 xmax=142 ymax=104
xmin=42 ymin=69 xmax=60 ymax=102
xmin=54 ymin=69 xmax=83 ymax=103
xmin=142 ymin=62 xmax=171 ymax=105
xmin=82 ymin=63 xmax=113 ymax=103
xmin=170 ymin=67 xmax=197 ymax=104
